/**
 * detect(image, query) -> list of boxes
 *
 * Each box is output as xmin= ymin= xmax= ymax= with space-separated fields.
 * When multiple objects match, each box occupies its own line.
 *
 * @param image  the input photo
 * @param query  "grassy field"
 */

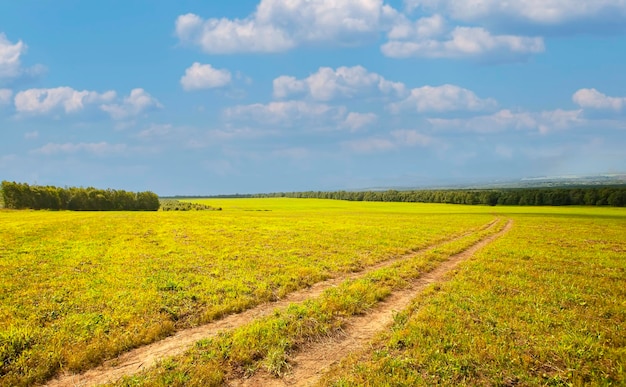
xmin=1 ymin=200 xmax=624 ymax=386
xmin=105 ymin=206 xmax=626 ymax=386
xmin=112 ymin=217 xmax=509 ymax=386
xmin=0 ymin=199 xmax=494 ymax=386
xmin=322 ymin=207 xmax=626 ymax=386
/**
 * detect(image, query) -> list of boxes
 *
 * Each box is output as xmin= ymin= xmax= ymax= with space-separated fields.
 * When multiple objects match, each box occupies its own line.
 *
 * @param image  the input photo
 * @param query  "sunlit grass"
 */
xmin=4 ymin=200 xmax=623 ymax=386
xmin=0 ymin=199 xmax=492 ymax=386
xmin=322 ymin=208 xmax=626 ymax=386
xmin=113 ymin=219 xmax=508 ymax=386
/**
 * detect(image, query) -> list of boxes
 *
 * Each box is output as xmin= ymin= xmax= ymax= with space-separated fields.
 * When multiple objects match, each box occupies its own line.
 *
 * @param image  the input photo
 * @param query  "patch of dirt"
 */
xmin=44 ymin=220 xmax=501 ymax=387
xmin=230 ymin=220 xmax=513 ymax=387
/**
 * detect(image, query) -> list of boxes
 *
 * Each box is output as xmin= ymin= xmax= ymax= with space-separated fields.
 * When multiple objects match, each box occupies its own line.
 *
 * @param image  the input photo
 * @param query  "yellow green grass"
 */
xmin=2 ymin=200 xmax=624 ymax=386
xmin=112 ymin=218 xmax=509 ymax=386
xmin=322 ymin=207 xmax=626 ymax=386
xmin=0 ymin=199 xmax=493 ymax=386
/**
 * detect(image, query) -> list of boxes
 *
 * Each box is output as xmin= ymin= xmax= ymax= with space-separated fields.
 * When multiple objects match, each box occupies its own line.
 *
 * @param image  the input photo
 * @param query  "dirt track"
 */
xmin=45 ymin=220 xmax=504 ymax=387
xmin=229 ymin=220 xmax=512 ymax=387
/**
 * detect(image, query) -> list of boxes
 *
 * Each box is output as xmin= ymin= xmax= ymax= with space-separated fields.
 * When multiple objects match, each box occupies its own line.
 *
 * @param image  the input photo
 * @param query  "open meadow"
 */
xmin=0 ymin=199 xmax=624 ymax=386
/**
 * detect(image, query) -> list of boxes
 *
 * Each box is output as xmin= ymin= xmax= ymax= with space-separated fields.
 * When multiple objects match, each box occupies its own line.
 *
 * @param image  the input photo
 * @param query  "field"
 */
xmin=0 ymin=199 xmax=624 ymax=386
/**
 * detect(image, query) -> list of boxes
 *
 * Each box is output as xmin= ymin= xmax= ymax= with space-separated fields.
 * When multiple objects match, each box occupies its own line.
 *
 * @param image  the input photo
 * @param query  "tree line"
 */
xmin=0 ymin=181 xmax=160 ymax=211
xmin=214 ymin=186 xmax=626 ymax=207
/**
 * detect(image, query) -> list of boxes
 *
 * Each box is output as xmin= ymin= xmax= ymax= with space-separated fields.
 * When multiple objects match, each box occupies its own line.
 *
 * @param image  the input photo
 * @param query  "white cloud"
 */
xmin=428 ymin=108 xmax=585 ymax=134
xmin=343 ymin=129 xmax=433 ymax=153
xmin=382 ymin=24 xmax=544 ymax=60
xmin=31 ymin=142 xmax=127 ymax=156
xmin=538 ymin=109 xmax=585 ymax=134
xmin=273 ymin=65 xmax=406 ymax=101
xmin=573 ymin=88 xmax=626 ymax=111
xmin=174 ymin=1 xmax=549 ymax=61
xmin=175 ymin=0 xmax=401 ymax=53
xmin=14 ymin=87 xmax=116 ymax=115
xmin=0 ymin=88 xmax=12 ymax=105
xmin=181 ymin=62 xmax=232 ymax=91
xmin=100 ymin=88 xmax=162 ymax=120
xmin=175 ymin=13 xmax=294 ymax=54
xmin=224 ymin=100 xmax=347 ymax=126
xmin=390 ymin=84 xmax=497 ymax=113
xmin=225 ymin=101 xmax=381 ymax=133
xmin=405 ymin=0 xmax=626 ymax=25
xmin=0 ymin=33 xmax=45 ymax=82
xmin=388 ymin=14 xmax=446 ymax=40
xmin=343 ymin=112 xmax=378 ymax=131
xmin=0 ymin=33 xmax=25 ymax=79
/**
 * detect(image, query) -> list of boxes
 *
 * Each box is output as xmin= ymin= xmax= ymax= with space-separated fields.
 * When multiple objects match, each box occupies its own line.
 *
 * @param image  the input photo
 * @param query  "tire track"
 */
xmin=44 ymin=219 xmax=501 ymax=387
xmin=231 ymin=220 xmax=513 ymax=387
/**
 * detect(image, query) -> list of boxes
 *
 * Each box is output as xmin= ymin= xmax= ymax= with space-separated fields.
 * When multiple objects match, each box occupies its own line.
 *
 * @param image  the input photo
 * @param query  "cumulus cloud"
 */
xmin=382 ymin=20 xmax=544 ymax=60
xmin=181 ymin=62 xmax=232 ymax=91
xmin=31 ymin=142 xmax=127 ymax=156
xmin=387 ymin=13 xmax=446 ymax=40
xmin=405 ymin=0 xmax=626 ymax=26
xmin=0 ymin=33 xmax=45 ymax=82
xmin=342 ymin=112 xmax=378 ymax=131
xmin=175 ymin=0 xmax=401 ymax=53
xmin=224 ymin=100 xmax=380 ymax=133
xmin=428 ymin=108 xmax=585 ymax=134
xmin=174 ymin=1 xmax=549 ymax=61
xmin=390 ymin=84 xmax=497 ymax=113
xmin=100 ymin=88 xmax=162 ymax=120
xmin=0 ymin=88 xmax=12 ymax=105
xmin=14 ymin=87 xmax=116 ymax=115
xmin=0 ymin=33 xmax=26 ymax=79
xmin=273 ymin=66 xmax=406 ymax=101
xmin=573 ymin=88 xmax=625 ymax=111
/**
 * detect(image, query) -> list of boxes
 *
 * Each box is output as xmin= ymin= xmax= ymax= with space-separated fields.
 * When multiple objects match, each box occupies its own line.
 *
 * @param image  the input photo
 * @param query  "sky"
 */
xmin=1 ymin=0 xmax=625 ymax=195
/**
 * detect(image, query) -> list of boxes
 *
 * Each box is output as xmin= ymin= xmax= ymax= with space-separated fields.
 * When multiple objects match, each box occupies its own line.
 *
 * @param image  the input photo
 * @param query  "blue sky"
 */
xmin=1 ymin=0 xmax=625 ymax=195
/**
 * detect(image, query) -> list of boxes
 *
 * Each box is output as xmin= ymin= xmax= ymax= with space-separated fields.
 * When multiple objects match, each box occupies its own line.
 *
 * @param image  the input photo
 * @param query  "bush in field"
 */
xmin=159 ymin=199 xmax=221 ymax=211
xmin=0 ymin=181 xmax=159 ymax=211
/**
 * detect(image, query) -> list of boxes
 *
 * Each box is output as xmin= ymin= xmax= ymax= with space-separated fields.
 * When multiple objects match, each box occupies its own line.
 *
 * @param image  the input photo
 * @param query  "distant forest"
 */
xmin=0 ymin=181 xmax=160 ymax=211
xmin=208 ymin=186 xmax=626 ymax=207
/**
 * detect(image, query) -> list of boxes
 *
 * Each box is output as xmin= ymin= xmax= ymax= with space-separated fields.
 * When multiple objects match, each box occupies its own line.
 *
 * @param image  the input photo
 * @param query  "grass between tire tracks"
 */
xmin=110 ymin=219 xmax=508 ymax=386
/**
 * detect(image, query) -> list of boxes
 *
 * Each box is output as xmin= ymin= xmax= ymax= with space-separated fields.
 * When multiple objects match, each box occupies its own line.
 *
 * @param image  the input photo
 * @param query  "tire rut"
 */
xmin=230 ymin=219 xmax=513 ymax=387
xmin=44 ymin=219 xmax=501 ymax=387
